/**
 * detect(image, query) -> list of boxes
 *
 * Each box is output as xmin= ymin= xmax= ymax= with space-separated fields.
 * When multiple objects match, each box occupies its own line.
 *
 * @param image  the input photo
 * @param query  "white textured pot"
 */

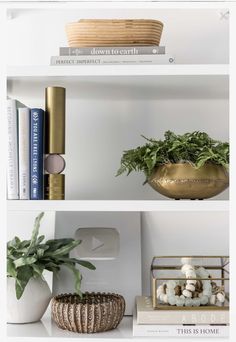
xmin=7 ymin=277 xmax=52 ymax=324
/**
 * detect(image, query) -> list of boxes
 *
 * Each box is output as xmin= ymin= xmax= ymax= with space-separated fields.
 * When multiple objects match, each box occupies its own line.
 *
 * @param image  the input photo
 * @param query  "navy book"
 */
xmin=30 ymin=108 xmax=44 ymax=200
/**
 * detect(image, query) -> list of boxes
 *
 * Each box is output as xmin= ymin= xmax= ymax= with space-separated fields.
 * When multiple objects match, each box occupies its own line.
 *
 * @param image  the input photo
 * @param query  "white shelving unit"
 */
xmin=6 ymin=315 xmax=228 ymax=342
xmin=7 ymin=64 xmax=229 ymax=77
xmin=2 ymin=0 xmax=234 ymax=341
xmin=7 ymin=200 xmax=229 ymax=212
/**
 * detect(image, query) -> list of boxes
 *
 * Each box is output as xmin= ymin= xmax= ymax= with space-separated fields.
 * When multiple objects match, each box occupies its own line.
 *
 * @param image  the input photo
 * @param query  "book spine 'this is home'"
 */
xmin=30 ymin=108 xmax=44 ymax=200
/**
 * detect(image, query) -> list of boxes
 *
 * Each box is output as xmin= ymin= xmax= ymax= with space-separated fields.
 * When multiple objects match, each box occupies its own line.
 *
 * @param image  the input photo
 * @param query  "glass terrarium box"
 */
xmin=151 ymin=256 xmax=229 ymax=310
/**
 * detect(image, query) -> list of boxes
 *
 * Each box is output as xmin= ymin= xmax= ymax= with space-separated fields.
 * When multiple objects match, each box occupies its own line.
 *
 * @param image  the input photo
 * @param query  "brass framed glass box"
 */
xmin=151 ymin=256 xmax=229 ymax=310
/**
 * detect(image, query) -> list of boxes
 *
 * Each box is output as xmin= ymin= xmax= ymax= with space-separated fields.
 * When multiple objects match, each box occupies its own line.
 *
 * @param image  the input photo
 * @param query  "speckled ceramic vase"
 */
xmin=7 ymin=277 xmax=52 ymax=324
xmin=51 ymin=292 xmax=125 ymax=333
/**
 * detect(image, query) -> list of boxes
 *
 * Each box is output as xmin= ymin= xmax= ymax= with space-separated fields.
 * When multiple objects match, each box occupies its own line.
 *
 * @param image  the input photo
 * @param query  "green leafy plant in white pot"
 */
xmin=7 ymin=212 xmax=95 ymax=324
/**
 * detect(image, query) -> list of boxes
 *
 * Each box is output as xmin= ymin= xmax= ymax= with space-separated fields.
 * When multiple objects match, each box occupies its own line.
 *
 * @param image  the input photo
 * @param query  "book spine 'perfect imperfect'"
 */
xmin=7 ymin=99 xmax=19 ymax=199
xmin=30 ymin=108 xmax=44 ymax=200
xmin=51 ymin=54 xmax=174 ymax=66
xmin=18 ymin=107 xmax=30 ymax=200
xmin=59 ymin=46 xmax=165 ymax=56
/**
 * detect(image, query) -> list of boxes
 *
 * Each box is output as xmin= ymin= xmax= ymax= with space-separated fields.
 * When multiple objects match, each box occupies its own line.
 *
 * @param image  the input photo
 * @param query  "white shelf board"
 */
xmin=7 ymin=316 xmax=132 ymax=341
xmin=5 ymin=1 xmax=230 ymax=11
xmin=7 ymin=315 xmax=229 ymax=342
xmin=7 ymin=200 xmax=229 ymax=212
xmin=7 ymin=65 xmax=229 ymax=78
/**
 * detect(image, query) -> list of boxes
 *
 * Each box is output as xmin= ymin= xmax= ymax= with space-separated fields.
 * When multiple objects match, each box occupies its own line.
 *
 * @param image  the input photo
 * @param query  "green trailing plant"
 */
xmin=7 ymin=212 xmax=96 ymax=299
xmin=117 ymin=131 xmax=229 ymax=182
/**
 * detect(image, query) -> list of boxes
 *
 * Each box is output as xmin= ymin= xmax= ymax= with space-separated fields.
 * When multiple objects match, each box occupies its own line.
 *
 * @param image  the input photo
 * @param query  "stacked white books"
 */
xmin=133 ymin=296 xmax=229 ymax=337
xmin=51 ymin=46 xmax=175 ymax=65
xmin=7 ymin=100 xmax=30 ymax=200
xmin=7 ymin=99 xmax=45 ymax=200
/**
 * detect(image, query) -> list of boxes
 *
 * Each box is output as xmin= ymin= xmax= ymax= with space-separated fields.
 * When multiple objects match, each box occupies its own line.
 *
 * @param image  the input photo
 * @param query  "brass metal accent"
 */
xmin=44 ymin=174 xmax=65 ymax=200
xmin=152 ymin=278 xmax=157 ymax=309
xmin=45 ymin=87 xmax=65 ymax=154
xmin=152 ymin=305 xmax=228 ymax=311
xmin=152 ymin=265 xmax=226 ymax=270
xmin=148 ymin=163 xmax=229 ymax=199
xmin=151 ymin=256 xmax=229 ymax=310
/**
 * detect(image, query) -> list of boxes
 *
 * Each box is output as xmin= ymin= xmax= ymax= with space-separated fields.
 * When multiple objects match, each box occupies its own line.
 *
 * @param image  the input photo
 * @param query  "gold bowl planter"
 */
xmin=148 ymin=163 xmax=229 ymax=199
xmin=51 ymin=292 xmax=125 ymax=333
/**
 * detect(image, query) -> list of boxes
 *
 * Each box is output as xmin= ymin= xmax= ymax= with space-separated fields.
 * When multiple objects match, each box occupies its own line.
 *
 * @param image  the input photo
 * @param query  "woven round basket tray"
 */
xmin=65 ymin=19 xmax=164 ymax=47
xmin=51 ymin=292 xmax=126 ymax=333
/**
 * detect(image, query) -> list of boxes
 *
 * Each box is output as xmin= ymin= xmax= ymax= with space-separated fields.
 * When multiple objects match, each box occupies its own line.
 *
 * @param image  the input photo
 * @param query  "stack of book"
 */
xmin=7 ymin=100 xmax=44 ymax=200
xmin=51 ymin=45 xmax=174 ymax=65
xmin=7 ymin=87 xmax=66 ymax=200
xmin=133 ymin=296 xmax=229 ymax=337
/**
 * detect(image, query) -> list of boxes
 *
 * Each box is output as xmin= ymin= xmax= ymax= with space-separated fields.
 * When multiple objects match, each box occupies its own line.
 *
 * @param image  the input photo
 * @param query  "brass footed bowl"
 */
xmin=51 ymin=292 xmax=125 ymax=334
xmin=148 ymin=163 xmax=229 ymax=199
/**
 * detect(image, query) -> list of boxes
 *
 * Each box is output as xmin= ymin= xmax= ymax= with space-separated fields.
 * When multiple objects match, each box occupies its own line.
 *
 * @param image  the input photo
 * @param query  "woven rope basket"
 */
xmin=65 ymin=19 xmax=164 ymax=47
xmin=51 ymin=292 xmax=126 ymax=333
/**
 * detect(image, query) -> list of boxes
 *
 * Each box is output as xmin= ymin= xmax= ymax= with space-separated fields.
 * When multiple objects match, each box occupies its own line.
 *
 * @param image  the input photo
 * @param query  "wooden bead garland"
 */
xmin=156 ymin=258 xmax=226 ymax=307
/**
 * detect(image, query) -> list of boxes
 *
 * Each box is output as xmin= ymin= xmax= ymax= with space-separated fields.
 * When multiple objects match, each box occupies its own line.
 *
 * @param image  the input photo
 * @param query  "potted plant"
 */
xmin=117 ymin=131 xmax=229 ymax=199
xmin=7 ymin=212 xmax=96 ymax=324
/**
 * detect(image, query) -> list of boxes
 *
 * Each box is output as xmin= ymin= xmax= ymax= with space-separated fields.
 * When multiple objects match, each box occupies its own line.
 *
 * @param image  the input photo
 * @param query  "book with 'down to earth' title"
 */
xmin=59 ymin=45 xmax=166 ymax=56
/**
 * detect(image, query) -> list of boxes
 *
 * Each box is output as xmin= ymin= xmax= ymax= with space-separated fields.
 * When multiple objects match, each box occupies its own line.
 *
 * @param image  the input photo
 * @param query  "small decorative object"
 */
xmin=151 ymin=256 xmax=229 ymax=310
xmin=52 ymin=292 xmax=125 ymax=333
xmin=65 ymin=19 xmax=164 ymax=47
xmin=117 ymin=131 xmax=229 ymax=199
xmin=53 ymin=212 xmax=141 ymax=315
xmin=7 ymin=213 xmax=95 ymax=323
xmin=45 ymin=86 xmax=66 ymax=200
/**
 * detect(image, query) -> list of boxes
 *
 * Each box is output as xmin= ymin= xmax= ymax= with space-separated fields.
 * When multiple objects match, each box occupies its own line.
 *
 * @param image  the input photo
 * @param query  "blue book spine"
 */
xmin=30 ymin=108 xmax=44 ymax=200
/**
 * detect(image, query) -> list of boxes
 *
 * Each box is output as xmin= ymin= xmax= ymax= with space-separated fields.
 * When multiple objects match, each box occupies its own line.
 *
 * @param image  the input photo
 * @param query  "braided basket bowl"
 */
xmin=65 ymin=19 xmax=164 ymax=47
xmin=51 ymin=292 xmax=125 ymax=333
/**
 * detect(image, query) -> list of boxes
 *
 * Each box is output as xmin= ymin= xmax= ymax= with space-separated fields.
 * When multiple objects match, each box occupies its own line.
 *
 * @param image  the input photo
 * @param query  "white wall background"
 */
xmin=6 ymin=5 xmax=229 ymax=303
xmin=53 ymin=211 xmax=142 ymax=315
xmin=141 ymin=211 xmax=229 ymax=295
xmin=6 ymin=7 xmax=229 ymax=200
xmin=7 ymin=8 xmax=229 ymax=65
xmin=8 ymin=76 xmax=229 ymax=200
xmin=7 ymin=210 xmax=229 ymax=302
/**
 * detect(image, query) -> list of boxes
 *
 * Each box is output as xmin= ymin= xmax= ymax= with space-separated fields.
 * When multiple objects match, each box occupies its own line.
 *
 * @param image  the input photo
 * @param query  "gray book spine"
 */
xmin=51 ymin=55 xmax=174 ymax=66
xmin=60 ymin=46 xmax=165 ymax=56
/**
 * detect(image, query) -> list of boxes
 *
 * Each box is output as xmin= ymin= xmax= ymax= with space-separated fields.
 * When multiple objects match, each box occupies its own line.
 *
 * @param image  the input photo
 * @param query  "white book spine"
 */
xmin=136 ymin=297 xmax=229 ymax=325
xmin=7 ymin=99 xmax=19 ymax=199
xmin=18 ymin=107 xmax=30 ymax=200
xmin=137 ymin=310 xmax=229 ymax=325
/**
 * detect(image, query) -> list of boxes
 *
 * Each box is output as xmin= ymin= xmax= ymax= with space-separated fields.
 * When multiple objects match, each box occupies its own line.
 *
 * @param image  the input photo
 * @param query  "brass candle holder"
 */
xmin=44 ymin=86 xmax=66 ymax=200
